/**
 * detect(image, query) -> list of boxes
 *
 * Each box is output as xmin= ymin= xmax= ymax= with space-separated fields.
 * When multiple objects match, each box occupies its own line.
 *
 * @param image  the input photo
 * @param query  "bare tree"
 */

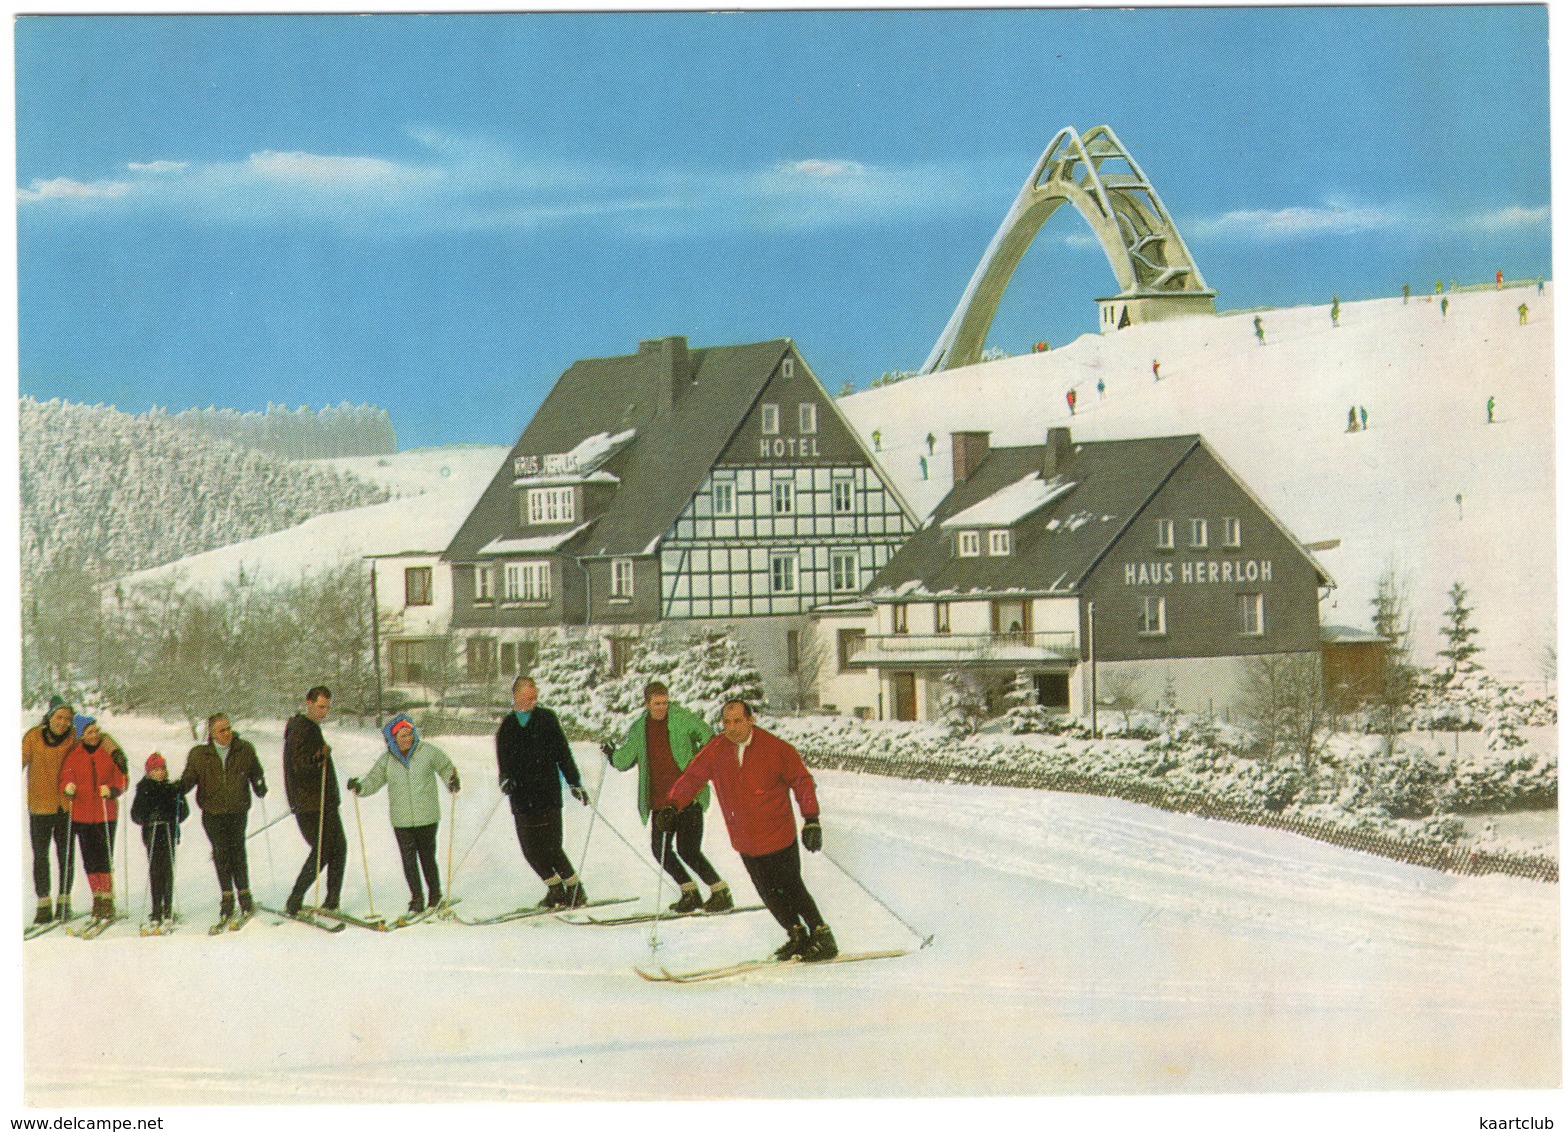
xmin=1097 ymin=669 xmax=1143 ymax=733
xmin=1239 ymin=652 xmax=1330 ymax=773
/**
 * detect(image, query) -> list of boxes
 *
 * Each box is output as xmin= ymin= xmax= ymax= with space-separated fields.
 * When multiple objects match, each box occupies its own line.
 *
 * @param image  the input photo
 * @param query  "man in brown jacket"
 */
xmin=282 ymin=687 xmax=345 ymax=915
xmin=22 ymin=695 xmax=77 ymax=924
xmin=178 ymin=712 xmax=268 ymax=922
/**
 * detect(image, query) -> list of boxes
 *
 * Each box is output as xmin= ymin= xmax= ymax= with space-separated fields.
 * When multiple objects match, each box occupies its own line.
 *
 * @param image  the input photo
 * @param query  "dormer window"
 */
xmin=799 ymin=403 xmax=818 ymax=434
xmin=989 ymin=530 xmax=1011 ymax=556
xmin=957 ymin=530 xmax=982 ymax=557
xmin=527 ymin=486 xmax=575 ymax=525
xmin=761 ymin=404 xmax=780 ymax=435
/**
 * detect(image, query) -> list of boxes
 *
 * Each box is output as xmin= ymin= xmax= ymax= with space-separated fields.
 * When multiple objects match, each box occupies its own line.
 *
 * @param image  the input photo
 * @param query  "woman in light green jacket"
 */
xmin=349 ymin=713 xmax=459 ymax=914
xmin=602 ymin=681 xmax=731 ymax=914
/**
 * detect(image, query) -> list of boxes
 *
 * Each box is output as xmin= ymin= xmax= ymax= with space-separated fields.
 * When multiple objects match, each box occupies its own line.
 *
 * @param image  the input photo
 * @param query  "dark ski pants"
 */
xmin=289 ymin=807 xmax=347 ymax=909
xmin=650 ymin=804 xmax=721 ymax=888
xmin=511 ymin=808 xmax=576 ymax=886
xmin=73 ymin=821 xmax=113 ymax=876
xmin=741 ymin=839 xmax=824 ymax=933
xmin=143 ymin=825 xmax=177 ymax=920
xmin=393 ymin=823 xmax=441 ymax=905
xmin=201 ymin=812 xmax=252 ymax=897
xmin=29 ymin=811 xmax=72 ymax=898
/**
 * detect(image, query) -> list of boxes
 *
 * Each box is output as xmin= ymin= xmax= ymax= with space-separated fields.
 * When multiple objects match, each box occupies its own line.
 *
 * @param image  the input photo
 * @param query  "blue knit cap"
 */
xmin=73 ymin=714 xmax=95 ymax=739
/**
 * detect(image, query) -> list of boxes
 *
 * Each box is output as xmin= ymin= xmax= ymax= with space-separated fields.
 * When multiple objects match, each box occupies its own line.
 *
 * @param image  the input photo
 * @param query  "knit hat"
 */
xmin=73 ymin=714 xmax=96 ymax=739
xmin=145 ymin=753 xmax=166 ymax=774
xmin=47 ymin=694 xmax=70 ymax=717
xmin=390 ymin=719 xmax=414 ymax=739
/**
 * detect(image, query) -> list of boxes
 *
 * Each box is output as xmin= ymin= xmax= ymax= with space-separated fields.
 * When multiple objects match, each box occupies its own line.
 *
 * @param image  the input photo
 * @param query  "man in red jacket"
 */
xmin=660 ymin=699 xmax=836 ymax=962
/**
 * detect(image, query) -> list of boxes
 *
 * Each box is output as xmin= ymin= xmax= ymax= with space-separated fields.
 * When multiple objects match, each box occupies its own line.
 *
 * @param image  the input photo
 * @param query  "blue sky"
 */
xmin=16 ymin=7 xmax=1552 ymax=449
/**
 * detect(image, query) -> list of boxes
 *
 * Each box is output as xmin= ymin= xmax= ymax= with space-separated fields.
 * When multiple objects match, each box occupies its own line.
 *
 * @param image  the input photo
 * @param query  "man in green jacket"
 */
xmin=602 ymin=682 xmax=732 ymax=913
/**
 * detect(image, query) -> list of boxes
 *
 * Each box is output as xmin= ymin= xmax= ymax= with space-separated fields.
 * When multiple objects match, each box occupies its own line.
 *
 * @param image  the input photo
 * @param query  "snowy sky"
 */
xmin=13 ymin=5 xmax=1553 ymax=449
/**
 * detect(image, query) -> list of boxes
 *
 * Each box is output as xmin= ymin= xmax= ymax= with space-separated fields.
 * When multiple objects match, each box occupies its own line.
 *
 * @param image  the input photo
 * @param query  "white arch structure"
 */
xmin=921 ymin=125 xmax=1216 ymax=374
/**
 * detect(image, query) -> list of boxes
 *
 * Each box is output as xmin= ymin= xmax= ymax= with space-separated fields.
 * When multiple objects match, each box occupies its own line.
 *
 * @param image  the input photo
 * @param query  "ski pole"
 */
xmin=351 ymin=789 xmax=376 ymax=920
xmin=141 ymin=820 xmax=156 ymax=929
xmin=592 ymin=809 xmax=666 ymax=881
xmin=820 ymin=846 xmax=934 ymax=948
xmin=246 ymin=804 xmax=296 ymax=840
xmin=575 ymin=750 xmax=610 ymax=870
xmin=647 ymin=816 xmax=674 ymax=953
xmin=444 ymin=789 xmax=457 ymax=910
xmin=61 ymin=809 xmax=75 ymax=919
xmin=451 ymin=793 xmax=503 ymax=887
xmin=257 ymin=797 xmax=278 ymax=888
xmin=311 ymin=758 xmax=328 ymax=910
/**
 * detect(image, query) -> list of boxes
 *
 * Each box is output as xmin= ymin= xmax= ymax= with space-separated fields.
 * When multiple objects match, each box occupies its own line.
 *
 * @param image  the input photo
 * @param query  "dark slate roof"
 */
xmin=446 ymin=338 xmax=793 ymax=561
xmin=866 ymin=435 xmax=1202 ymax=598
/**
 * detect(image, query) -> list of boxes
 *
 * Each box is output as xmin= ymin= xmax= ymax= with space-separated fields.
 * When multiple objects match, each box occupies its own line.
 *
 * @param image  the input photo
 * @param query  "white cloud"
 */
xmin=19 ymin=133 xmax=983 ymax=238
xmin=17 ymin=177 xmax=132 ymax=202
xmin=1187 ymin=201 xmax=1402 ymax=242
xmin=1467 ymin=204 xmax=1549 ymax=231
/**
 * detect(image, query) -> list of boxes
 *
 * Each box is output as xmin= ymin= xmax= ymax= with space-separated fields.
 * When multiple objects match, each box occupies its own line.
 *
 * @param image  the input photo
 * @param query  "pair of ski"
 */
xmin=449 ymin=895 xmax=635 ymax=926
xmin=560 ymin=903 xmax=766 ymax=927
xmin=206 ymin=911 xmax=256 ymax=936
xmin=637 ymin=947 xmax=911 ymax=984
xmin=23 ymin=912 xmax=79 ymax=942
xmin=64 ymin=914 xmax=126 ymax=941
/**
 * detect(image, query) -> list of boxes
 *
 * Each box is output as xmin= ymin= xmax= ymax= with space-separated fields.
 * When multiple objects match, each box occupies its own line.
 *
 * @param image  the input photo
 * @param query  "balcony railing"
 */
xmin=847 ymin=630 xmax=1079 ymax=666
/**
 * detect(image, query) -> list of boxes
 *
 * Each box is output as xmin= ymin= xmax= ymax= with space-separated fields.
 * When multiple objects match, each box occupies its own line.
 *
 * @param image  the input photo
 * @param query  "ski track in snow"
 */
xmin=22 ymin=717 xmax=1560 ymax=1104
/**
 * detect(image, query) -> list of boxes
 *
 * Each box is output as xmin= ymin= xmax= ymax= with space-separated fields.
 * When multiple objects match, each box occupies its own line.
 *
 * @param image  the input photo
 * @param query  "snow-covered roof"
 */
xmin=940 ymin=472 xmax=1076 ymax=529
xmin=477 ymin=522 xmax=592 ymax=556
xmin=1320 ymin=624 xmax=1387 ymax=644
xmin=514 ymin=428 xmax=636 ymax=484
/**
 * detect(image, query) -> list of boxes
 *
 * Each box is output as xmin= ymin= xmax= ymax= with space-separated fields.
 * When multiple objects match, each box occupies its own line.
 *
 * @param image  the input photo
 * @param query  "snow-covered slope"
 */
xmin=840 ymin=287 xmax=1555 ymax=680
xmin=120 ymin=445 xmax=508 ymax=595
xmin=22 ymin=713 xmax=1557 ymax=1105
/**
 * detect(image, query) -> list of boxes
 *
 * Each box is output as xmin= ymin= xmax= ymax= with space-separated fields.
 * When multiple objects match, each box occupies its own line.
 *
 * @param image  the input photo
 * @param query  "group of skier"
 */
xmin=22 ymin=676 xmax=838 ymax=962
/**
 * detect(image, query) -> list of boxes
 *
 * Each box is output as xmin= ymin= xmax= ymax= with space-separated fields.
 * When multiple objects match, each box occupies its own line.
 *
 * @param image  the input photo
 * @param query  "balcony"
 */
xmin=846 ymin=630 xmax=1079 ymax=667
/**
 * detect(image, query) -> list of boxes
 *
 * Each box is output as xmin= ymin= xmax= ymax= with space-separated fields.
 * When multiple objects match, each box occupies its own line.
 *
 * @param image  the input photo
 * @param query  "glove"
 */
xmin=571 ymin=785 xmax=590 ymax=806
xmin=599 ymin=742 xmax=616 ymax=760
xmin=346 ymin=778 xmax=361 ymax=794
xmin=449 ymin=771 xmax=461 ymax=794
xmin=801 ymin=819 xmax=823 ymax=853
xmin=62 ymin=785 xmax=76 ymax=798
xmin=254 ymin=780 xmax=268 ymax=799
xmin=99 ymin=785 xmax=112 ymax=799
xmin=499 ymin=778 xmax=515 ymax=796
xmin=652 ymin=805 xmax=679 ymax=833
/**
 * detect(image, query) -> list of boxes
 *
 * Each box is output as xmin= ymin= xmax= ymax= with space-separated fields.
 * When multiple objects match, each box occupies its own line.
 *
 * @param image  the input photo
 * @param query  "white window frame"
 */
xmin=989 ymin=529 xmax=1012 ymax=556
xmin=830 ymin=552 xmax=859 ymax=593
xmin=504 ymin=560 xmax=552 ymax=603
xmin=712 ymin=480 xmax=735 ymax=516
xmin=831 ymin=478 xmax=854 ymax=513
xmin=527 ymin=486 xmax=575 ymax=525
xmin=1239 ymin=592 xmax=1265 ymax=637
xmin=781 ymin=357 xmax=795 ymax=379
xmin=935 ymin=601 xmax=951 ymax=634
xmin=1138 ymin=595 xmax=1166 ymax=636
xmin=474 ymin=565 xmax=494 ymax=603
xmin=1224 ymin=517 xmax=1242 ymax=548
xmin=772 ymin=479 xmax=795 ymax=515
xmin=1190 ymin=518 xmax=1209 ymax=549
xmin=957 ymin=530 xmax=982 ymax=557
xmin=611 ymin=558 xmax=634 ymax=599
xmin=770 ymin=553 xmax=799 ymax=595
xmin=1156 ymin=519 xmax=1176 ymax=549
xmin=761 ymin=403 xmax=781 ymax=435
xmin=404 ymin=566 xmax=433 ymax=607
xmin=799 ymin=402 xmax=818 ymax=434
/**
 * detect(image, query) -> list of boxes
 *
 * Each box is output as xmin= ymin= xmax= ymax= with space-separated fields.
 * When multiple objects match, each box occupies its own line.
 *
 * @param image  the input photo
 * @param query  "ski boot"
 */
xmin=33 ymin=899 xmax=52 ymax=926
xmin=772 ymin=924 xmax=810 ymax=961
xmin=669 ymin=887 xmax=703 ymax=915
xmin=801 ymin=924 xmax=838 ymax=963
xmin=703 ymin=885 xmax=734 ymax=914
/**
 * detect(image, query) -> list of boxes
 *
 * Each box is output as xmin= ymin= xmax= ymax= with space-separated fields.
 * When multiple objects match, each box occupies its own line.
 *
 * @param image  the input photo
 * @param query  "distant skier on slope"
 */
xmin=496 ymin=676 xmax=590 ymax=909
xmin=602 ymin=681 xmax=732 ymax=914
xmin=1066 ymin=388 xmax=1077 ymax=415
xmin=659 ymin=699 xmax=836 ymax=962
xmin=349 ymin=713 xmax=460 ymax=916
xmin=1347 ymin=406 xmax=1359 ymax=432
xmin=1331 ymin=296 xmax=1340 ymax=327
xmin=1487 ymin=396 xmax=1496 ymax=424
xmin=1253 ymin=316 xmax=1265 ymax=345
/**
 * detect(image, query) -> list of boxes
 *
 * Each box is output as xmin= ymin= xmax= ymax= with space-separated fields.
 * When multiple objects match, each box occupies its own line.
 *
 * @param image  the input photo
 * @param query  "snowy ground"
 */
xmin=840 ymin=285 xmax=1555 ymax=681
xmin=20 ymin=713 xmax=1559 ymax=1113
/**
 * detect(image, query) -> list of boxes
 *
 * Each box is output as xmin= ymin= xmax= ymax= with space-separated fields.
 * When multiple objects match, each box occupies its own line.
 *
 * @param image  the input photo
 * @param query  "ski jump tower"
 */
xmin=921 ymin=125 xmax=1217 ymax=374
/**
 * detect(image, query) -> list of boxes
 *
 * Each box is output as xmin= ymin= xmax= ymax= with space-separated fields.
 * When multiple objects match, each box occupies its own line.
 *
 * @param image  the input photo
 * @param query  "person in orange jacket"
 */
xmin=22 ymin=695 xmax=77 ymax=925
xmin=58 ymin=715 xmax=128 ymax=922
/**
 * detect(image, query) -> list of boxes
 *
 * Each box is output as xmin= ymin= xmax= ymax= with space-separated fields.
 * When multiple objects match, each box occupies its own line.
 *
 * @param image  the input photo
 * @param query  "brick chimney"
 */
xmin=1042 ymin=426 xmax=1073 ymax=477
xmin=951 ymin=431 xmax=990 ymax=482
xmin=640 ymin=335 xmax=691 ymax=417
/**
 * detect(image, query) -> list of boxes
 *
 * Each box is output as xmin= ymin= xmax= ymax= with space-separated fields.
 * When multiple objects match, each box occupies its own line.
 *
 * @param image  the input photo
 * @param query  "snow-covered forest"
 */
xmin=19 ymin=397 xmax=393 ymax=701
xmin=168 ymin=401 xmax=397 ymax=459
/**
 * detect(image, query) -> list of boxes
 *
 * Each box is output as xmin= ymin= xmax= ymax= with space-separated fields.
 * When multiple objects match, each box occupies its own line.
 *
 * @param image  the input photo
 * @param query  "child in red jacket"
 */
xmin=58 ymin=715 xmax=128 ymax=922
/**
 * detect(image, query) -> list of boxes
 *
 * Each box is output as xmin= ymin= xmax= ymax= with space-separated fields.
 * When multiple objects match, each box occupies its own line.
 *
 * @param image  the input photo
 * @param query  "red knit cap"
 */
xmin=145 ymin=753 xmax=166 ymax=773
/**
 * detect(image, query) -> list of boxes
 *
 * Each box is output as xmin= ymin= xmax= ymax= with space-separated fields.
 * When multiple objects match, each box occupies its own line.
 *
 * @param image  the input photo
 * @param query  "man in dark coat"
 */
xmin=496 ymin=676 xmax=590 ymax=908
xmin=283 ymin=686 xmax=346 ymax=914
xmin=177 ymin=712 xmax=268 ymax=921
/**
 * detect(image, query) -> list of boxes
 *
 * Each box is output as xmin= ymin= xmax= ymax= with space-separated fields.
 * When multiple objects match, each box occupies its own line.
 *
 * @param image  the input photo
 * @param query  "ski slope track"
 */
xmin=842 ymin=287 xmax=1555 ymax=681
xmin=21 ymin=720 xmax=1559 ymax=1105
